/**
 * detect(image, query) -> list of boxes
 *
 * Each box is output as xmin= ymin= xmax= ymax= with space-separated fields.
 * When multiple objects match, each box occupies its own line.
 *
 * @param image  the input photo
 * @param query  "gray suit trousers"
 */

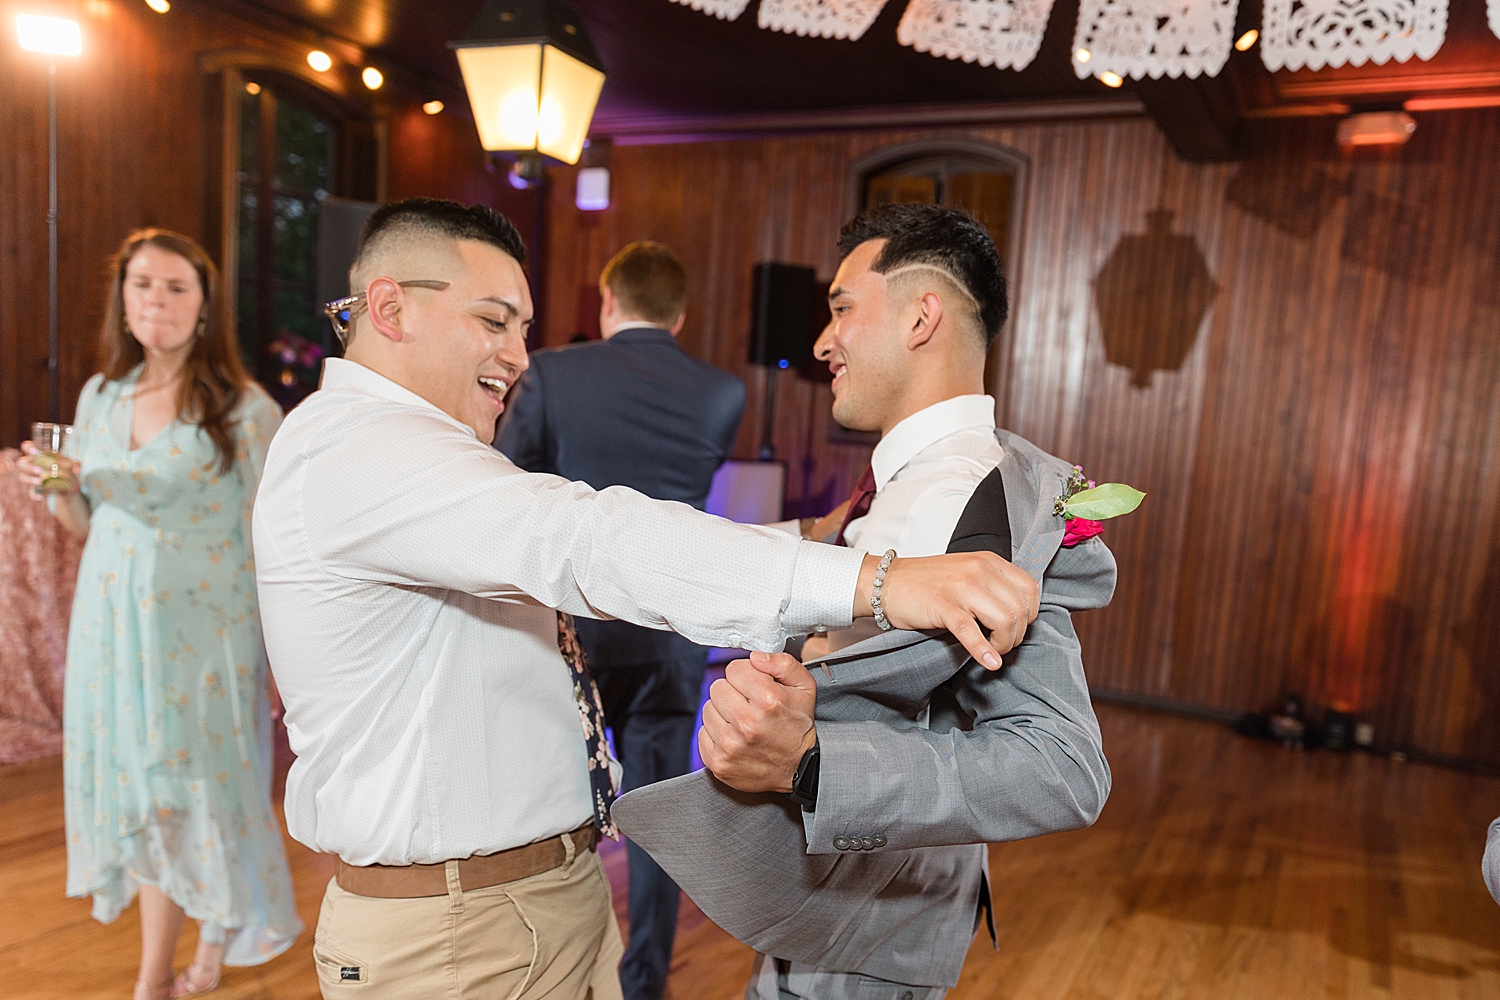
xmin=745 ymin=955 xmax=947 ymax=1000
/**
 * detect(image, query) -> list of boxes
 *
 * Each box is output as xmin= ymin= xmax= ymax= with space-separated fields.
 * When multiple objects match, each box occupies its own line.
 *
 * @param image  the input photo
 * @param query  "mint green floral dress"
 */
xmin=60 ymin=367 xmax=302 ymax=965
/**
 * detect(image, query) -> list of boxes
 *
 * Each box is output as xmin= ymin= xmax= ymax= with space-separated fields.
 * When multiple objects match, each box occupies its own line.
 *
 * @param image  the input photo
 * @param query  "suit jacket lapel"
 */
xmin=945 ymin=466 xmax=1012 ymax=561
xmin=997 ymin=429 xmax=1067 ymax=583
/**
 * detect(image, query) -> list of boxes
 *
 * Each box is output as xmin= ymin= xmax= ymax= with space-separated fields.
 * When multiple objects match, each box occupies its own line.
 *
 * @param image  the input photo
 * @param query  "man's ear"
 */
xmin=906 ymin=291 xmax=945 ymax=351
xmin=669 ymin=311 xmax=686 ymax=336
xmin=365 ymin=278 xmax=406 ymax=343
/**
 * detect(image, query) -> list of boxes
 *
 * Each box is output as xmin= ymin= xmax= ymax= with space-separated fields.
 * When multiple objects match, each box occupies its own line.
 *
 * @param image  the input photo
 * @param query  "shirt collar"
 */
xmin=320 ymin=357 xmax=477 ymax=438
xmin=870 ymin=394 xmax=997 ymax=491
xmin=608 ymin=322 xmax=678 ymax=345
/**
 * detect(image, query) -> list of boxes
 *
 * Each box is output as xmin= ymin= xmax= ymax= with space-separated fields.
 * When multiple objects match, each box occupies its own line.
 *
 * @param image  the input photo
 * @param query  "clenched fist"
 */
xmin=698 ymin=650 xmax=817 ymax=794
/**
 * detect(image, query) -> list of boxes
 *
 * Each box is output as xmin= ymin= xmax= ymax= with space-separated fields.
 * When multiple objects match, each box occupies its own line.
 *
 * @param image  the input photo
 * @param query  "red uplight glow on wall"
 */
xmin=1323 ymin=424 xmax=1421 ymax=714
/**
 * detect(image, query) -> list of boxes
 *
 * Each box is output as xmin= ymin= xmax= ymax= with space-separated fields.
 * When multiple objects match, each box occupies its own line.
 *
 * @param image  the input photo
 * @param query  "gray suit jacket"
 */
xmin=1486 ymin=816 xmax=1500 ymax=906
xmin=611 ymin=430 xmax=1117 ymax=988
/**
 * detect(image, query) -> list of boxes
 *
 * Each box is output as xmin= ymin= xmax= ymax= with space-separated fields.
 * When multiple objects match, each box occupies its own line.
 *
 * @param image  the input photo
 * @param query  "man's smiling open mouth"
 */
xmin=479 ymin=375 xmax=510 ymax=404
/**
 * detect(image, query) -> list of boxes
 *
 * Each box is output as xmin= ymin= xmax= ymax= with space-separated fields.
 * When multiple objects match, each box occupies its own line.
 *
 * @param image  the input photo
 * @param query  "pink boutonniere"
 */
xmin=1054 ymin=466 xmax=1144 ymax=547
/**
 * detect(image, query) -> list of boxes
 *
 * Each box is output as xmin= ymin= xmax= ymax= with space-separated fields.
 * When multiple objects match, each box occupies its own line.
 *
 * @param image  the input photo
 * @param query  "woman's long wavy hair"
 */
xmin=99 ymin=229 xmax=251 ymax=474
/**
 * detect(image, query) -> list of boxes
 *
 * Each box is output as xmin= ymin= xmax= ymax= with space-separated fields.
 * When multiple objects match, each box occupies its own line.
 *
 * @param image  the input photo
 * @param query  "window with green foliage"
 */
xmin=237 ymin=80 xmax=333 ymax=404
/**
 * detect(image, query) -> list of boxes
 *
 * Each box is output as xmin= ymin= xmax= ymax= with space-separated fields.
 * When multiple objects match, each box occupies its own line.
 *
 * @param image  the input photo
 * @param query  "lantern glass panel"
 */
xmin=537 ymin=45 xmax=604 ymax=165
xmin=456 ymin=43 xmax=543 ymax=151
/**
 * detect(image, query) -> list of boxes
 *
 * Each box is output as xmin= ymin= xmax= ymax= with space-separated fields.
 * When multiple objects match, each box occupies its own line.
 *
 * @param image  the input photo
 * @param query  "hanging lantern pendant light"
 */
xmin=448 ymin=0 xmax=606 ymax=166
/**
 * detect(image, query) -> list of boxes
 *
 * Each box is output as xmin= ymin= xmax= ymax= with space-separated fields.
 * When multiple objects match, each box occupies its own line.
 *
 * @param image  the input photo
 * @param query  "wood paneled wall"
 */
xmin=0 ymin=0 xmax=530 ymax=446
xmin=540 ymin=111 xmax=1500 ymax=765
xmin=5 ymin=2 xmax=1496 ymax=763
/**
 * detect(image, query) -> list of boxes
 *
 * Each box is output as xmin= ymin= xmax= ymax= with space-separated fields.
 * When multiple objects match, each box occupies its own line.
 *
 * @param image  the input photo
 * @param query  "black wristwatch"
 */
xmin=786 ymin=739 xmax=820 ymax=809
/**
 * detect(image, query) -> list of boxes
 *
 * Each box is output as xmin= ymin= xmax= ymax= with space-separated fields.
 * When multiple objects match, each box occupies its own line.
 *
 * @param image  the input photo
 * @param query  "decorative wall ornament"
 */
xmin=668 ymin=0 xmax=753 ymax=19
xmin=896 ymin=0 xmax=1059 ymax=72
xmin=758 ymin=0 xmax=891 ymax=40
xmin=1260 ymin=0 xmax=1448 ymax=72
xmin=1070 ymin=0 xmax=1240 ymax=81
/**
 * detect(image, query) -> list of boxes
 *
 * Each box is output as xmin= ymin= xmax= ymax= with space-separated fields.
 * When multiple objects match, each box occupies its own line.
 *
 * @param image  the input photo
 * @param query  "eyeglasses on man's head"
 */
xmin=324 ymin=279 xmax=451 ymax=347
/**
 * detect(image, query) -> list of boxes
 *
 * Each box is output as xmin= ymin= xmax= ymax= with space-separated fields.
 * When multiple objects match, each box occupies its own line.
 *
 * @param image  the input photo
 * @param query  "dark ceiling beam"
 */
xmin=1133 ymin=73 xmax=1243 ymax=163
xmin=593 ymin=96 xmax=1146 ymax=144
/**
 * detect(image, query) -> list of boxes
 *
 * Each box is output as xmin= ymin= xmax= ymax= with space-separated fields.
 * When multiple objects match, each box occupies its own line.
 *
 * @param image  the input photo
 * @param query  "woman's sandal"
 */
xmin=169 ymin=963 xmax=222 ymax=1000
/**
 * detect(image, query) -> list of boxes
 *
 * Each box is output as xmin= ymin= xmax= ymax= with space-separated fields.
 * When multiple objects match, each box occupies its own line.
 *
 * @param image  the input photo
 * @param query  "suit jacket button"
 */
xmin=860 ymin=837 xmax=875 ymax=851
xmin=901 ymin=992 xmax=915 ymax=1000
xmin=872 ymin=834 xmax=887 ymax=848
xmin=833 ymin=837 xmax=851 ymax=851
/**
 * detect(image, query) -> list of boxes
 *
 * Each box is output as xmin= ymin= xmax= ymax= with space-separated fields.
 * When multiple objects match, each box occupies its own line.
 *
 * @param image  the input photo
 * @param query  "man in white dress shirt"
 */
xmin=252 ymin=198 xmax=1042 ymax=1000
xmin=687 ymin=203 xmax=1117 ymax=999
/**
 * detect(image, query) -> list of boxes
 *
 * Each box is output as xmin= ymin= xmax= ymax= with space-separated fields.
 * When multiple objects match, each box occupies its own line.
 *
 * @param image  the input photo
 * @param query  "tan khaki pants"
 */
xmin=314 ymin=843 xmax=624 ymax=1000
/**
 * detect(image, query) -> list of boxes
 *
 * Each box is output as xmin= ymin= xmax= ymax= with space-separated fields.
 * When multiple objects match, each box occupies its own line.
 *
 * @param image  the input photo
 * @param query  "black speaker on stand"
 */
xmin=749 ymin=262 xmax=816 ymax=460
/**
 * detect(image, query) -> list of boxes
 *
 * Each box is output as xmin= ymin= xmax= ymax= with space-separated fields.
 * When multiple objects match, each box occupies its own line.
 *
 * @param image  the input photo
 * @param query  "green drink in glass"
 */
xmin=31 ymin=422 xmax=75 ymax=495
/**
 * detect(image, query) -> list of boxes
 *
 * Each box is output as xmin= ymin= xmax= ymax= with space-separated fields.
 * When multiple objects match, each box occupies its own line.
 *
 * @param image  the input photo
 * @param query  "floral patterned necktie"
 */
xmin=556 ymin=612 xmax=619 ymax=839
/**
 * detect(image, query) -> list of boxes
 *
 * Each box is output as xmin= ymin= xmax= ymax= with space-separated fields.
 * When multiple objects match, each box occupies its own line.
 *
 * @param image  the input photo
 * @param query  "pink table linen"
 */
xmin=0 ymin=449 xmax=86 ymax=762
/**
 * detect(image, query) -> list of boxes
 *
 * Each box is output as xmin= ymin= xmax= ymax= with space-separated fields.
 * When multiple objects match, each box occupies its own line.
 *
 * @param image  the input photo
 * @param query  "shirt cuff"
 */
xmin=781 ymin=540 xmax=864 ymax=641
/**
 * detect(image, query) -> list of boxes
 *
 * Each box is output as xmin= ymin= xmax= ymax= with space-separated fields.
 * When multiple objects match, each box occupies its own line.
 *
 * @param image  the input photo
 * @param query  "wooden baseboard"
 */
xmin=1090 ymin=688 xmax=1500 ymax=776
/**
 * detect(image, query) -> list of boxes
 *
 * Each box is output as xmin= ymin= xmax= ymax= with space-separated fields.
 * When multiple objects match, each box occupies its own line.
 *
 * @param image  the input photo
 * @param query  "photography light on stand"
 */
xmin=16 ymin=14 xmax=82 ymax=422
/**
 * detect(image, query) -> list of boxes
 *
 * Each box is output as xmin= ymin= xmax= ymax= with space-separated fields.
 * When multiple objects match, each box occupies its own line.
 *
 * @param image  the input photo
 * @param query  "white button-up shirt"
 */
xmin=803 ymin=394 xmax=1004 ymax=656
xmin=253 ymin=359 xmax=862 ymax=866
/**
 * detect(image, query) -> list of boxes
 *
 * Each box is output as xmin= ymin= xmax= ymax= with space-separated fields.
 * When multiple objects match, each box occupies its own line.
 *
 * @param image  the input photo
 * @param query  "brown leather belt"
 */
xmin=335 ymin=824 xmax=598 ymax=899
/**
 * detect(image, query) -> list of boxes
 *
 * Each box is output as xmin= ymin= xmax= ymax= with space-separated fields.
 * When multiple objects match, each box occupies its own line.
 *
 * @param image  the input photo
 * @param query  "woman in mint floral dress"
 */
xmin=20 ymin=230 xmax=301 ymax=1000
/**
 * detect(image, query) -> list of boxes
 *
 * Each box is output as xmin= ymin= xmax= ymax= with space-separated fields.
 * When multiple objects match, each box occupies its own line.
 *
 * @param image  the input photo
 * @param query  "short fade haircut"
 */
xmin=836 ymin=203 xmax=1008 ymax=346
xmin=350 ymin=197 xmax=528 ymax=291
xmin=599 ymin=241 xmax=688 ymax=327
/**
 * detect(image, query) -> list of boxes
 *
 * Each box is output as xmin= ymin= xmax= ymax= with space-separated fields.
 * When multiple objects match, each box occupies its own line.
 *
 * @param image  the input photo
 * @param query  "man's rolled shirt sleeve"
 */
xmin=802 ymin=536 xmax=1117 ymax=853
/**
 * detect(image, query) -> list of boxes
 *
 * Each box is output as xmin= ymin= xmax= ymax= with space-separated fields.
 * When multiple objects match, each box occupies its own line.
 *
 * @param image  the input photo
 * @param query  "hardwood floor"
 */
xmin=3 ymin=704 xmax=1498 ymax=999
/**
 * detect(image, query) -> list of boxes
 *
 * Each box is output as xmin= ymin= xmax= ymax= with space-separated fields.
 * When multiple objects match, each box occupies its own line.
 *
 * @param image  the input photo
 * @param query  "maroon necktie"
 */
xmin=833 ymin=466 xmax=877 ymax=547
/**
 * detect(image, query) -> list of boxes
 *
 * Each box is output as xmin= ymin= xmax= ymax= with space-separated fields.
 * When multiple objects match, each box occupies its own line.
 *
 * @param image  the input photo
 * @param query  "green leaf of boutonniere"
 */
xmin=1063 ymin=483 xmax=1145 ymax=520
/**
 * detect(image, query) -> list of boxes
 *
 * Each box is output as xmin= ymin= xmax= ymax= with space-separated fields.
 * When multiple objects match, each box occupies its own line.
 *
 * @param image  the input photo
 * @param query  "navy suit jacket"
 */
xmin=496 ymin=326 xmax=747 ymax=667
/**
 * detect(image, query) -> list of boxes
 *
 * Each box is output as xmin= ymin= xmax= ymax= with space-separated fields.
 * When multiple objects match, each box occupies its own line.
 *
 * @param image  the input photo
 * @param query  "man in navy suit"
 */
xmin=496 ymin=241 xmax=747 ymax=1000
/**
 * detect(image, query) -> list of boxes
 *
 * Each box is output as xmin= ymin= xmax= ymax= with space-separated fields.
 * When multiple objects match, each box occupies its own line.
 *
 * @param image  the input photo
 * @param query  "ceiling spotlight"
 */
xmin=1075 ymin=47 xmax=1092 ymax=64
xmin=1099 ymin=71 xmax=1124 ymax=88
xmin=1337 ymin=110 xmax=1416 ymax=148
xmin=145 ymin=0 xmax=171 ymax=12
xmin=361 ymin=66 xmax=384 ymax=90
xmin=245 ymin=81 xmax=262 ymax=95
xmin=422 ymin=100 xmax=445 ymax=114
xmin=307 ymin=49 xmax=332 ymax=72
xmin=1235 ymin=29 xmax=1258 ymax=51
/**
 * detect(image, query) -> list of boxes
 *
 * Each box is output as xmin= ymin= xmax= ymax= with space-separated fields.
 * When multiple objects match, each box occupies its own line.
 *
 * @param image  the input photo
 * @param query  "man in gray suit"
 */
xmin=1486 ymin=817 xmax=1500 ymax=905
xmin=613 ymin=204 xmax=1118 ymax=999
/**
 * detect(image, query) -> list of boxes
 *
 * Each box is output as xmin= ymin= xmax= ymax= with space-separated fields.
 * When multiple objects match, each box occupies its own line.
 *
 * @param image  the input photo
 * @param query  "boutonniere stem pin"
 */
xmin=1055 ymin=466 xmax=1145 ymax=547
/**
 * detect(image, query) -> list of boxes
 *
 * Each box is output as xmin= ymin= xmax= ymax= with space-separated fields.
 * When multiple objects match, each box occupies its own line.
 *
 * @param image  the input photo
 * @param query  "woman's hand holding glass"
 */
xmin=18 ymin=439 xmax=81 ymax=499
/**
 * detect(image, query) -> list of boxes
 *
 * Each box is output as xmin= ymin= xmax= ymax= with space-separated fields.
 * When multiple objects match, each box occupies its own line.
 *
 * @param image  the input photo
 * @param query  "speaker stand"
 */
xmin=757 ymin=366 xmax=779 ymax=461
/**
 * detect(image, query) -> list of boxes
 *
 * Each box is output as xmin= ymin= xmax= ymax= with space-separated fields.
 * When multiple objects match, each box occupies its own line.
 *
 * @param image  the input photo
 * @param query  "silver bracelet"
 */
xmin=871 ymin=549 xmax=896 ymax=631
